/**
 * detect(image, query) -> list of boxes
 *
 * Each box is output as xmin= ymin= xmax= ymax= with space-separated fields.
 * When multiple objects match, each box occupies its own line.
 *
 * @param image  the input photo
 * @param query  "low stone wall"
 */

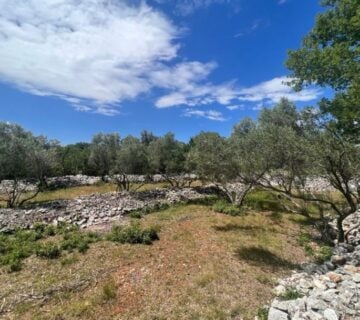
xmin=0 ymin=187 xmax=210 ymax=232
xmin=0 ymin=174 xmax=198 ymax=193
xmin=268 ymin=211 xmax=360 ymax=320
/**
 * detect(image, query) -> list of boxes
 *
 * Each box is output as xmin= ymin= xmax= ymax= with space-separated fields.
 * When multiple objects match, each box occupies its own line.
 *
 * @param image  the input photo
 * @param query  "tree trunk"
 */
xmin=336 ymin=216 xmax=345 ymax=243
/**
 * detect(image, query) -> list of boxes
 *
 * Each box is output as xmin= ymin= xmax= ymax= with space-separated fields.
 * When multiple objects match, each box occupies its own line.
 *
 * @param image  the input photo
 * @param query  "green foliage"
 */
xmin=128 ymin=211 xmax=144 ymax=219
xmin=36 ymin=243 xmax=61 ymax=259
xmin=88 ymin=132 xmax=121 ymax=177
xmin=286 ymin=0 xmax=360 ymax=136
xmin=212 ymin=200 xmax=243 ymax=216
xmin=297 ymin=231 xmax=314 ymax=256
xmin=61 ymin=230 xmax=100 ymax=253
xmin=106 ymin=223 xmax=159 ymax=245
xmin=315 ymin=245 xmax=333 ymax=263
xmin=280 ymin=288 xmax=303 ymax=300
xmin=148 ymin=132 xmax=187 ymax=176
xmin=0 ymin=223 xmax=101 ymax=272
xmin=257 ymin=306 xmax=269 ymax=320
xmin=129 ymin=202 xmax=170 ymax=219
xmin=244 ymin=191 xmax=283 ymax=212
xmin=186 ymin=132 xmax=230 ymax=183
xmin=102 ymin=280 xmax=117 ymax=301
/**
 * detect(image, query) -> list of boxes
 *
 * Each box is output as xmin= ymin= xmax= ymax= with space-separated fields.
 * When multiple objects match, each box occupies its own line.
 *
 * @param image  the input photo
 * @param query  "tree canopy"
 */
xmin=286 ymin=0 xmax=360 ymax=137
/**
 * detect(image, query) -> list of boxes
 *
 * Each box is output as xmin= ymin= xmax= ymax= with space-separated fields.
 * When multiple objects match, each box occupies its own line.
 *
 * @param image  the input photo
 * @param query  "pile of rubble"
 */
xmin=0 ymin=187 xmax=209 ymax=232
xmin=268 ymin=211 xmax=360 ymax=320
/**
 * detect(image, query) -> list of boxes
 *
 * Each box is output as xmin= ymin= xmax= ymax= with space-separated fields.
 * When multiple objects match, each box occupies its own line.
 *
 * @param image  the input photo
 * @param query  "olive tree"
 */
xmin=239 ymin=101 xmax=360 ymax=243
xmin=0 ymin=122 xmax=57 ymax=208
xmin=186 ymin=131 xmax=256 ymax=205
xmin=112 ymin=136 xmax=149 ymax=191
xmin=88 ymin=133 xmax=120 ymax=179
xmin=147 ymin=133 xmax=191 ymax=187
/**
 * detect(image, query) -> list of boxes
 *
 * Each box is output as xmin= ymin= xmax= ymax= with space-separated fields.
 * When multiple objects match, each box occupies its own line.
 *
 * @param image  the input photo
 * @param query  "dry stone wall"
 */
xmin=268 ymin=211 xmax=360 ymax=320
xmin=0 ymin=187 xmax=210 ymax=232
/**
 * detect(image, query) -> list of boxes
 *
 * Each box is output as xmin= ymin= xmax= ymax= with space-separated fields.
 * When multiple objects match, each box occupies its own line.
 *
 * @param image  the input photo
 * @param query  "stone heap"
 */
xmin=268 ymin=211 xmax=360 ymax=320
xmin=0 ymin=187 xmax=209 ymax=232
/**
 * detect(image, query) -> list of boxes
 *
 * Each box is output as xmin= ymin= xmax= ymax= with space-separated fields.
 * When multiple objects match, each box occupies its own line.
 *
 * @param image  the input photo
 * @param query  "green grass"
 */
xmin=106 ymin=222 xmax=159 ymax=245
xmin=212 ymin=200 xmax=243 ymax=216
xmin=0 ymin=221 xmax=160 ymax=272
xmin=280 ymin=288 xmax=303 ymax=300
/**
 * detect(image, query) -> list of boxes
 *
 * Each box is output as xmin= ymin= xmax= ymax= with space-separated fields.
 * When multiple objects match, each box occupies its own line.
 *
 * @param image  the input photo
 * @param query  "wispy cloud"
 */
xmin=154 ymin=0 xmax=241 ymax=16
xmin=234 ymin=19 xmax=269 ymax=38
xmin=155 ymin=75 xmax=322 ymax=109
xmin=278 ymin=0 xmax=288 ymax=5
xmin=183 ymin=109 xmax=226 ymax=121
xmin=226 ymin=104 xmax=244 ymax=111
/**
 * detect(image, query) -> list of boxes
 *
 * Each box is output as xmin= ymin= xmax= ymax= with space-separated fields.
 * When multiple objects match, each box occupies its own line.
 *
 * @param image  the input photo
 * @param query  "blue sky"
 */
xmin=0 ymin=0 xmax=325 ymax=144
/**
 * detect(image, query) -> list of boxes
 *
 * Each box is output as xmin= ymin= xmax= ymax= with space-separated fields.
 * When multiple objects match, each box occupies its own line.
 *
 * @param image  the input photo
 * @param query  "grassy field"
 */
xmin=0 ymin=202 xmax=312 ymax=320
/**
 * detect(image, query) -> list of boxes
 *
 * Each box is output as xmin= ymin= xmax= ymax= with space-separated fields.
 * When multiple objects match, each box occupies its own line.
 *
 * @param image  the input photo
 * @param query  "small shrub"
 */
xmin=257 ymin=306 xmax=269 ymax=320
xmin=106 ymin=223 xmax=159 ymax=245
xmin=212 ymin=200 xmax=242 ymax=216
xmin=60 ymin=231 xmax=97 ymax=253
xmin=256 ymin=274 xmax=276 ymax=286
xmin=102 ymin=280 xmax=117 ymax=301
xmin=129 ymin=211 xmax=143 ymax=219
xmin=280 ymin=288 xmax=303 ymax=300
xmin=7 ymin=259 xmax=22 ymax=273
xmin=44 ymin=225 xmax=56 ymax=236
xmin=315 ymin=245 xmax=332 ymax=263
xmin=36 ymin=243 xmax=61 ymax=259
xmin=244 ymin=191 xmax=282 ymax=211
xmin=77 ymin=241 xmax=90 ymax=253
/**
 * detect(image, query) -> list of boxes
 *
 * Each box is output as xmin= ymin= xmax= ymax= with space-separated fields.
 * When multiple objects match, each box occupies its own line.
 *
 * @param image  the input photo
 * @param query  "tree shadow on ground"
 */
xmin=235 ymin=246 xmax=299 ymax=271
xmin=212 ymin=223 xmax=266 ymax=234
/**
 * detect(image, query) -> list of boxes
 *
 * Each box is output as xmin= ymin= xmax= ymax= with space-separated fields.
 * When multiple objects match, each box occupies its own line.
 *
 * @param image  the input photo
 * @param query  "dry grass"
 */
xmin=0 ymin=203 xmax=309 ymax=320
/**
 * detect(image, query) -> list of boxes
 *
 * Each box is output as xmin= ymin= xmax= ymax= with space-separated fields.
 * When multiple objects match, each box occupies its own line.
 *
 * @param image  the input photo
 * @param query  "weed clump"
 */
xmin=102 ymin=280 xmax=117 ymax=300
xmin=280 ymin=288 xmax=303 ymax=300
xmin=257 ymin=306 xmax=269 ymax=320
xmin=106 ymin=222 xmax=159 ymax=245
xmin=36 ymin=243 xmax=61 ymax=259
xmin=212 ymin=200 xmax=243 ymax=216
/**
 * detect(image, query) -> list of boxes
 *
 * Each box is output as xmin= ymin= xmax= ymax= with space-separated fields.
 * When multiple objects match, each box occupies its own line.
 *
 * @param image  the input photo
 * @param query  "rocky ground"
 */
xmin=0 ymin=187 xmax=210 ymax=232
xmin=268 ymin=211 xmax=360 ymax=320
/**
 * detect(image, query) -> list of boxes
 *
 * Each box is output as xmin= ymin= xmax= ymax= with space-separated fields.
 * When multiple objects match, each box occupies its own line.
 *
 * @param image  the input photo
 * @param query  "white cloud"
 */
xmin=0 ymin=0 xmax=179 ymax=115
xmin=154 ymin=0 xmax=241 ymax=16
xmin=278 ymin=0 xmax=288 ymax=4
xmin=0 ymin=0 xmax=321 ymax=116
xmin=184 ymin=109 xmax=226 ymax=121
xmin=237 ymin=76 xmax=321 ymax=103
xmin=155 ymin=75 xmax=322 ymax=108
xmin=226 ymin=104 xmax=244 ymax=111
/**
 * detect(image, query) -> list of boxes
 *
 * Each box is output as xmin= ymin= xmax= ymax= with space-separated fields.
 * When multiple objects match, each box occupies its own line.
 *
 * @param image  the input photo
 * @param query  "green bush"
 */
xmin=0 ymin=224 xmax=101 ymax=272
xmin=106 ymin=223 xmax=159 ymax=245
xmin=129 ymin=211 xmax=143 ymax=219
xmin=102 ymin=280 xmax=117 ymax=300
xmin=212 ymin=200 xmax=242 ymax=216
xmin=244 ymin=191 xmax=283 ymax=211
xmin=61 ymin=231 xmax=99 ymax=253
xmin=315 ymin=246 xmax=332 ymax=263
xmin=257 ymin=306 xmax=269 ymax=320
xmin=280 ymin=288 xmax=303 ymax=300
xmin=7 ymin=259 xmax=22 ymax=273
xmin=36 ymin=243 xmax=61 ymax=259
